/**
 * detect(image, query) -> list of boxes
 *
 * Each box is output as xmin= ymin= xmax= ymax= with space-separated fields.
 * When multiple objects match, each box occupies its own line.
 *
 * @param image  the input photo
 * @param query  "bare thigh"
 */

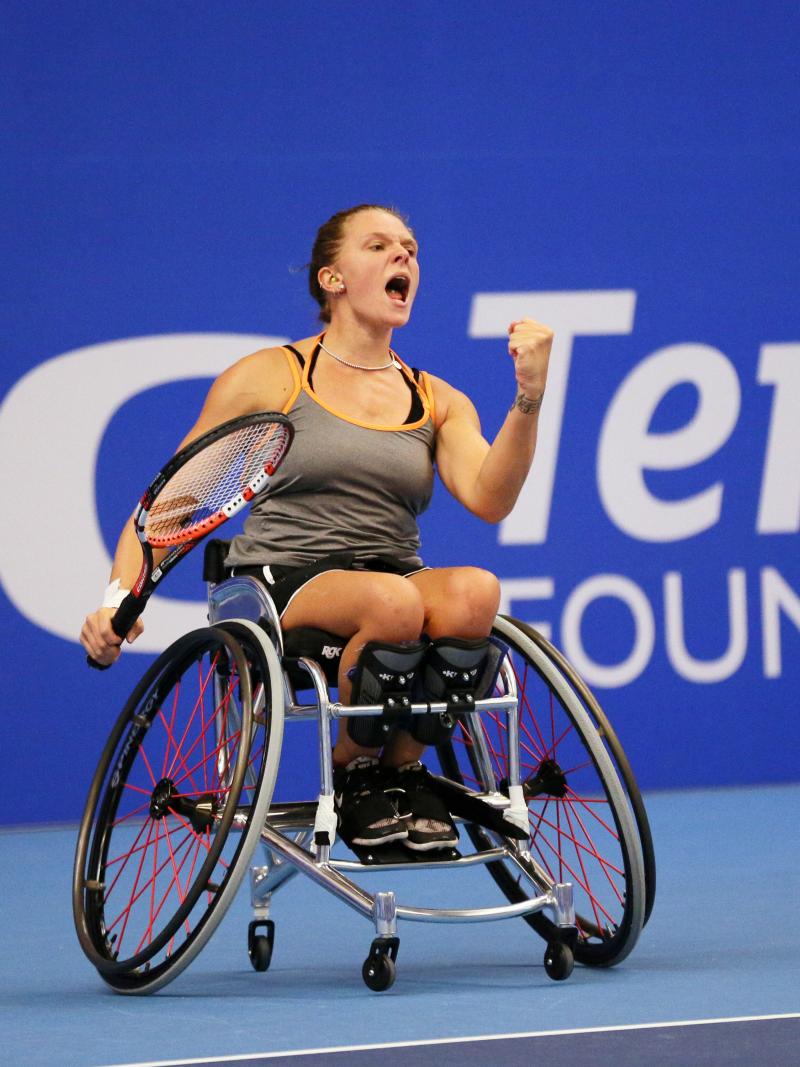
xmin=281 ymin=570 xmax=425 ymax=643
xmin=281 ymin=566 xmax=501 ymax=642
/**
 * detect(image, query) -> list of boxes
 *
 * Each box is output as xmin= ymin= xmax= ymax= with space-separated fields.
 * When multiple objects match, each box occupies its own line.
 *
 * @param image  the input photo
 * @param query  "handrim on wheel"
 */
xmin=73 ymin=622 xmax=283 ymax=994
xmin=438 ymin=616 xmax=646 ymax=967
xmin=503 ymin=616 xmax=656 ymax=926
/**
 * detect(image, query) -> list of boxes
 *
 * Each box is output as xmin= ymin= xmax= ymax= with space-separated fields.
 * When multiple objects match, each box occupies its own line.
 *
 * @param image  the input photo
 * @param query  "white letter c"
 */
xmin=0 ymin=333 xmax=285 ymax=649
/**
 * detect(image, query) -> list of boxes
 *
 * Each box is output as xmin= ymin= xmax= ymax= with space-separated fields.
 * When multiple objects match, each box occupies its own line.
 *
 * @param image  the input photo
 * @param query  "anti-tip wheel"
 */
xmin=248 ymin=919 xmax=275 ymax=972
xmin=544 ymin=940 xmax=574 ymax=981
xmin=362 ymin=952 xmax=396 ymax=992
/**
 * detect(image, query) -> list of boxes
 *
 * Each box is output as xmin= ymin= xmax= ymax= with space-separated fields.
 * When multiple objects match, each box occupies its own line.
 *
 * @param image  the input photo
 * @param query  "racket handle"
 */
xmin=86 ymin=593 xmax=146 ymax=671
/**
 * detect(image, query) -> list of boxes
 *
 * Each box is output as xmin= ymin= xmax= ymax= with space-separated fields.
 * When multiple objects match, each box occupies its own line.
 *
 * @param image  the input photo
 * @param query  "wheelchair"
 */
xmin=73 ymin=540 xmax=656 ymax=995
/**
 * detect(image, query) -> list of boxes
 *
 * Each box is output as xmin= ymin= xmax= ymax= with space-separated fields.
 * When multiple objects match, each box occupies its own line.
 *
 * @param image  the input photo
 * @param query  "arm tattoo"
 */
xmin=510 ymin=391 xmax=543 ymax=415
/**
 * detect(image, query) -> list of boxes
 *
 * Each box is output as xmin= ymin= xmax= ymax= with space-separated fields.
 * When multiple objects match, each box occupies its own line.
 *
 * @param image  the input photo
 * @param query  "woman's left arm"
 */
xmin=433 ymin=317 xmax=553 ymax=523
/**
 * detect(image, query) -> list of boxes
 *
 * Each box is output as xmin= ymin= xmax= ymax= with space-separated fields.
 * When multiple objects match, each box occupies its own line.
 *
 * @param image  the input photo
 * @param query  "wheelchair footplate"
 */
xmin=350 ymin=841 xmax=461 ymax=865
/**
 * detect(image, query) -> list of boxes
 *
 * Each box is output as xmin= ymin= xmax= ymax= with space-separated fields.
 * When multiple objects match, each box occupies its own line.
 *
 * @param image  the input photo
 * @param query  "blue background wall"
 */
xmin=2 ymin=2 xmax=798 ymax=823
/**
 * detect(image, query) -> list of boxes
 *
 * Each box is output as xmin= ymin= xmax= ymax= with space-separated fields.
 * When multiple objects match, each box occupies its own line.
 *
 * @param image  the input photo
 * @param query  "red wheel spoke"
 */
xmin=560 ymin=796 xmax=625 ymax=897
xmin=167 ymin=731 xmax=240 ymax=794
xmin=164 ymin=678 xmax=239 ymax=796
xmin=103 ymin=815 xmax=155 ymax=912
xmin=561 ymin=799 xmax=605 ymax=932
xmin=111 ymin=817 xmax=157 ymax=955
xmin=531 ymin=821 xmax=619 ymax=930
xmin=160 ymin=680 xmax=183 ymax=779
xmin=109 ymin=796 xmax=152 ymax=826
xmin=529 ymin=803 xmax=623 ymax=873
xmin=104 ymin=815 xmax=156 ymax=877
xmin=198 ymin=659 xmax=210 ymax=795
xmin=515 ymin=663 xmax=553 ymax=760
xmin=105 ymin=826 xmax=194 ymax=938
xmin=116 ymin=782 xmax=153 ymax=797
xmin=133 ymin=827 xmax=202 ymax=955
xmin=135 ymin=740 xmax=158 ymax=789
xmin=563 ymin=785 xmax=621 ymax=839
xmin=163 ymin=653 xmax=222 ymax=786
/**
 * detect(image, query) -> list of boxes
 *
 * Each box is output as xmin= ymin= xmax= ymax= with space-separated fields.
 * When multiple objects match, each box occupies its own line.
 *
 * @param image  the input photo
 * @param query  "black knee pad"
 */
xmin=422 ymin=636 xmax=506 ymax=710
xmin=346 ymin=640 xmax=428 ymax=747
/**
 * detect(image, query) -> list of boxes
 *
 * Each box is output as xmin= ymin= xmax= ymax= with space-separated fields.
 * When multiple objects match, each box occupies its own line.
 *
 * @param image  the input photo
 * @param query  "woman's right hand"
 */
xmin=80 ymin=608 xmax=145 ymax=667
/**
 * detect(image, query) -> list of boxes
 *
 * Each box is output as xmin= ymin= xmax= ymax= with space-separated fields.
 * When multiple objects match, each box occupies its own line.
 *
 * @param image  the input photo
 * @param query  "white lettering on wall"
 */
xmin=0 ymin=334 xmax=285 ymax=649
xmin=757 ymin=344 xmax=800 ymax=534
xmin=761 ymin=567 xmax=800 ymax=678
xmin=664 ymin=568 xmax=748 ymax=683
xmin=597 ymin=344 xmax=741 ymax=541
xmin=497 ymin=577 xmax=555 ymax=640
xmin=469 ymin=290 xmax=636 ymax=545
xmin=561 ymin=573 xmax=655 ymax=687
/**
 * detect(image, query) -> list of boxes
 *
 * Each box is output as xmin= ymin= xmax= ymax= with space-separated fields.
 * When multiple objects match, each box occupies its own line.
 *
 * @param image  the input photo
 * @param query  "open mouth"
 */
xmin=385 ymin=275 xmax=410 ymax=303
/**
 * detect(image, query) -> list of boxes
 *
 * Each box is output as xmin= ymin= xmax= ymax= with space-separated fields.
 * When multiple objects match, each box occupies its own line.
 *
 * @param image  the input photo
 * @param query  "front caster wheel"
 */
xmin=248 ymin=919 xmax=275 ymax=972
xmin=544 ymin=940 xmax=574 ymax=981
xmin=362 ymin=936 xmax=399 ymax=992
xmin=362 ymin=953 xmax=396 ymax=992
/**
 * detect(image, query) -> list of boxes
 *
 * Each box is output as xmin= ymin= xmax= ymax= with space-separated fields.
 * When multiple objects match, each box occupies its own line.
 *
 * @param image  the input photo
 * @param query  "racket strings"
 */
xmin=145 ymin=422 xmax=290 ymax=544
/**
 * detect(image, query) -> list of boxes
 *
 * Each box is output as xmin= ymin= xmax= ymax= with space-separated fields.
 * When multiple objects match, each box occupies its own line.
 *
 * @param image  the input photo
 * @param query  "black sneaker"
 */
xmin=389 ymin=762 xmax=459 ymax=852
xmin=333 ymin=757 xmax=408 ymax=847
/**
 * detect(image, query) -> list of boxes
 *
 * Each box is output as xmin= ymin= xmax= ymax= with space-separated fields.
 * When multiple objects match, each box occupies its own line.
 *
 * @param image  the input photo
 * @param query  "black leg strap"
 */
xmin=346 ymin=640 xmax=428 ymax=746
xmin=422 ymin=636 xmax=506 ymax=712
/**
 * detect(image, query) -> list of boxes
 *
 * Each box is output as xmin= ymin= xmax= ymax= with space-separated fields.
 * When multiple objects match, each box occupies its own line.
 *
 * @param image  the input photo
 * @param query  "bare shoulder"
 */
xmin=212 ymin=344 xmax=298 ymax=414
xmin=426 ymin=372 xmax=480 ymax=430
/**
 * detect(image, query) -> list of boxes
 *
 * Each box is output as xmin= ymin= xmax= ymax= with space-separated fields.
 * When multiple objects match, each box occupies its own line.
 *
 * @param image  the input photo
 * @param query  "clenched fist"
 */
xmin=508 ymin=318 xmax=553 ymax=404
xmin=80 ymin=607 xmax=144 ymax=667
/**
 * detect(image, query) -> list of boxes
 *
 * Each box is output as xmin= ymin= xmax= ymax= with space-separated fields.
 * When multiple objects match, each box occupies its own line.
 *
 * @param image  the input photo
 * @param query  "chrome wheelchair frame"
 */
xmin=73 ymin=554 xmax=654 ymax=995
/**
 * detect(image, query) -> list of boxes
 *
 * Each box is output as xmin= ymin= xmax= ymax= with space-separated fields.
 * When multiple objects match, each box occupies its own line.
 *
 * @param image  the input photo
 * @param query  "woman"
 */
xmin=80 ymin=204 xmax=553 ymax=854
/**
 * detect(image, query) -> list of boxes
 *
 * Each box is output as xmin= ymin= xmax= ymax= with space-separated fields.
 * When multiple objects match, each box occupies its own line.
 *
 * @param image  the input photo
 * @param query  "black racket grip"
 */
xmin=86 ymin=593 xmax=146 ymax=671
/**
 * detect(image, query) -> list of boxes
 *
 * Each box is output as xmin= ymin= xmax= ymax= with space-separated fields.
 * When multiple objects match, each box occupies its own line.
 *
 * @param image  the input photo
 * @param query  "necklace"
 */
xmin=319 ymin=339 xmax=399 ymax=372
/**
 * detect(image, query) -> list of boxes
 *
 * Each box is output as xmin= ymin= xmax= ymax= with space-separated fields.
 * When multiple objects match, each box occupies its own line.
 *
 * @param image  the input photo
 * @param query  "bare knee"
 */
xmin=426 ymin=567 xmax=501 ymax=638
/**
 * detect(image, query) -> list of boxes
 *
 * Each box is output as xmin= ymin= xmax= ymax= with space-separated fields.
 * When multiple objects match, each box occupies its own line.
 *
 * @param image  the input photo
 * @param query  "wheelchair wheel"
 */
xmin=73 ymin=622 xmax=283 ymax=994
xmin=437 ymin=616 xmax=646 ymax=967
xmin=505 ymin=616 xmax=656 ymax=926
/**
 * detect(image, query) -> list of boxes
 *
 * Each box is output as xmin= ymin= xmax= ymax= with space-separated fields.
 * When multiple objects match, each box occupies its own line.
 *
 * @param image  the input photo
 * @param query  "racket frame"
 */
xmin=100 ymin=411 xmax=293 ymax=645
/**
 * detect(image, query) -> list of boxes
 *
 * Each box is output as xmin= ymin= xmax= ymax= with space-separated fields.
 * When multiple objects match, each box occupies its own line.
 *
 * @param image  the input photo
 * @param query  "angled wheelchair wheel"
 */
xmin=73 ymin=622 xmax=283 ymax=994
xmin=505 ymin=617 xmax=656 ymax=926
xmin=438 ymin=615 xmax=646 ymax=967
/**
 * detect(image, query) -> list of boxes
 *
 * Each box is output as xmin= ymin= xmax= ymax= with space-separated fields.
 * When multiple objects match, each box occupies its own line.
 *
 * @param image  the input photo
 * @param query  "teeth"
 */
xmin=386 ymin=276 xmax=409 ymax=299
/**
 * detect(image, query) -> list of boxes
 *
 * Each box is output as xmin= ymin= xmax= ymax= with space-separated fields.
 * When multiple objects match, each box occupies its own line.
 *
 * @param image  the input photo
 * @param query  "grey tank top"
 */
xmin=225 ymin=346 xmax=436 ymax=570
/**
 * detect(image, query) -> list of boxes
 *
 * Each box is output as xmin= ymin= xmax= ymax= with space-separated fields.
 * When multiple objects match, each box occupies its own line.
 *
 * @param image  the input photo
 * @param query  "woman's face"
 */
xmin=327 ymin=208 xmax=419 ymax=329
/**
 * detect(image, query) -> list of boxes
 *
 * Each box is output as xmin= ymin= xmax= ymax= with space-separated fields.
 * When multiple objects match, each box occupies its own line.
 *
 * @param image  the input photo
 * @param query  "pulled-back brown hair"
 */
xmin=308 ymin=204 xmax=412 ymax=322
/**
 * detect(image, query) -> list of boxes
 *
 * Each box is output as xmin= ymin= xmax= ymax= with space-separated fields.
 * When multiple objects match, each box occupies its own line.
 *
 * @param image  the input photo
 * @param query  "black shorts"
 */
xmin=229 ymin=551 xmax=427 ymax=618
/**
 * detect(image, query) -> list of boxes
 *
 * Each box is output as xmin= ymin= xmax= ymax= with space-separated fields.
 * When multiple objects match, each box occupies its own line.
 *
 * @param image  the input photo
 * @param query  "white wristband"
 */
xmin=102 ymin=579 xmax=131 ymax=610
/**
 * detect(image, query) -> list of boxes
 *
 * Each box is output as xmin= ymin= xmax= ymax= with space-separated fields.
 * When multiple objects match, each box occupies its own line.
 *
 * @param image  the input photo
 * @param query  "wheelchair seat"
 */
xmin=203 ymin=538 xmax=346 ymax=686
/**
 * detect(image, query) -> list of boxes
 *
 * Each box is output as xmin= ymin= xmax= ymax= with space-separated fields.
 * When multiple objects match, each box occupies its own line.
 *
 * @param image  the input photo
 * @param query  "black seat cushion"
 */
xmin=283 ymin=627 xmax=346 ymax=687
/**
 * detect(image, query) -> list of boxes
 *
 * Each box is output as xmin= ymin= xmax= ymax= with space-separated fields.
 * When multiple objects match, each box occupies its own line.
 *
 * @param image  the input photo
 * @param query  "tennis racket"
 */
xmin=88 ymin=411 xmax=294 ymax=669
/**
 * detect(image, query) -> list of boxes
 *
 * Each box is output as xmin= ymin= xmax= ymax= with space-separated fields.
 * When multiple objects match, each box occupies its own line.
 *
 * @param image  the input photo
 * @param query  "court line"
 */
xmin=100 ymin=1013 xmax=800 ymax=1067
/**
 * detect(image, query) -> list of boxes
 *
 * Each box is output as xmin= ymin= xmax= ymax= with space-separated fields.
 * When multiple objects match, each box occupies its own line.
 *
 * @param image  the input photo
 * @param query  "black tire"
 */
xmin=248 ymin=917 xmax=275 ymax=972
xmin=249 ymin=935 xmax=273 ymax=972
xmin=506 ymin=617 xmax=656 ymax=926
xmin=438 ymin=616 xmax=645 ymax=967
xmin=362 ymin=953 xmax=396 ymax=992
xmin=73 ymin=622 xmax=284 ymax=993
xmin=544 ymin=941 xmax=574 ymax=981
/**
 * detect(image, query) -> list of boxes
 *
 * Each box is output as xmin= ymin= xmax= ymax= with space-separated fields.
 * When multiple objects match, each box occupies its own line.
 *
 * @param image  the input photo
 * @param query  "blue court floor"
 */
xmin=2 ymin=785 xmax=799 ymax=1066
